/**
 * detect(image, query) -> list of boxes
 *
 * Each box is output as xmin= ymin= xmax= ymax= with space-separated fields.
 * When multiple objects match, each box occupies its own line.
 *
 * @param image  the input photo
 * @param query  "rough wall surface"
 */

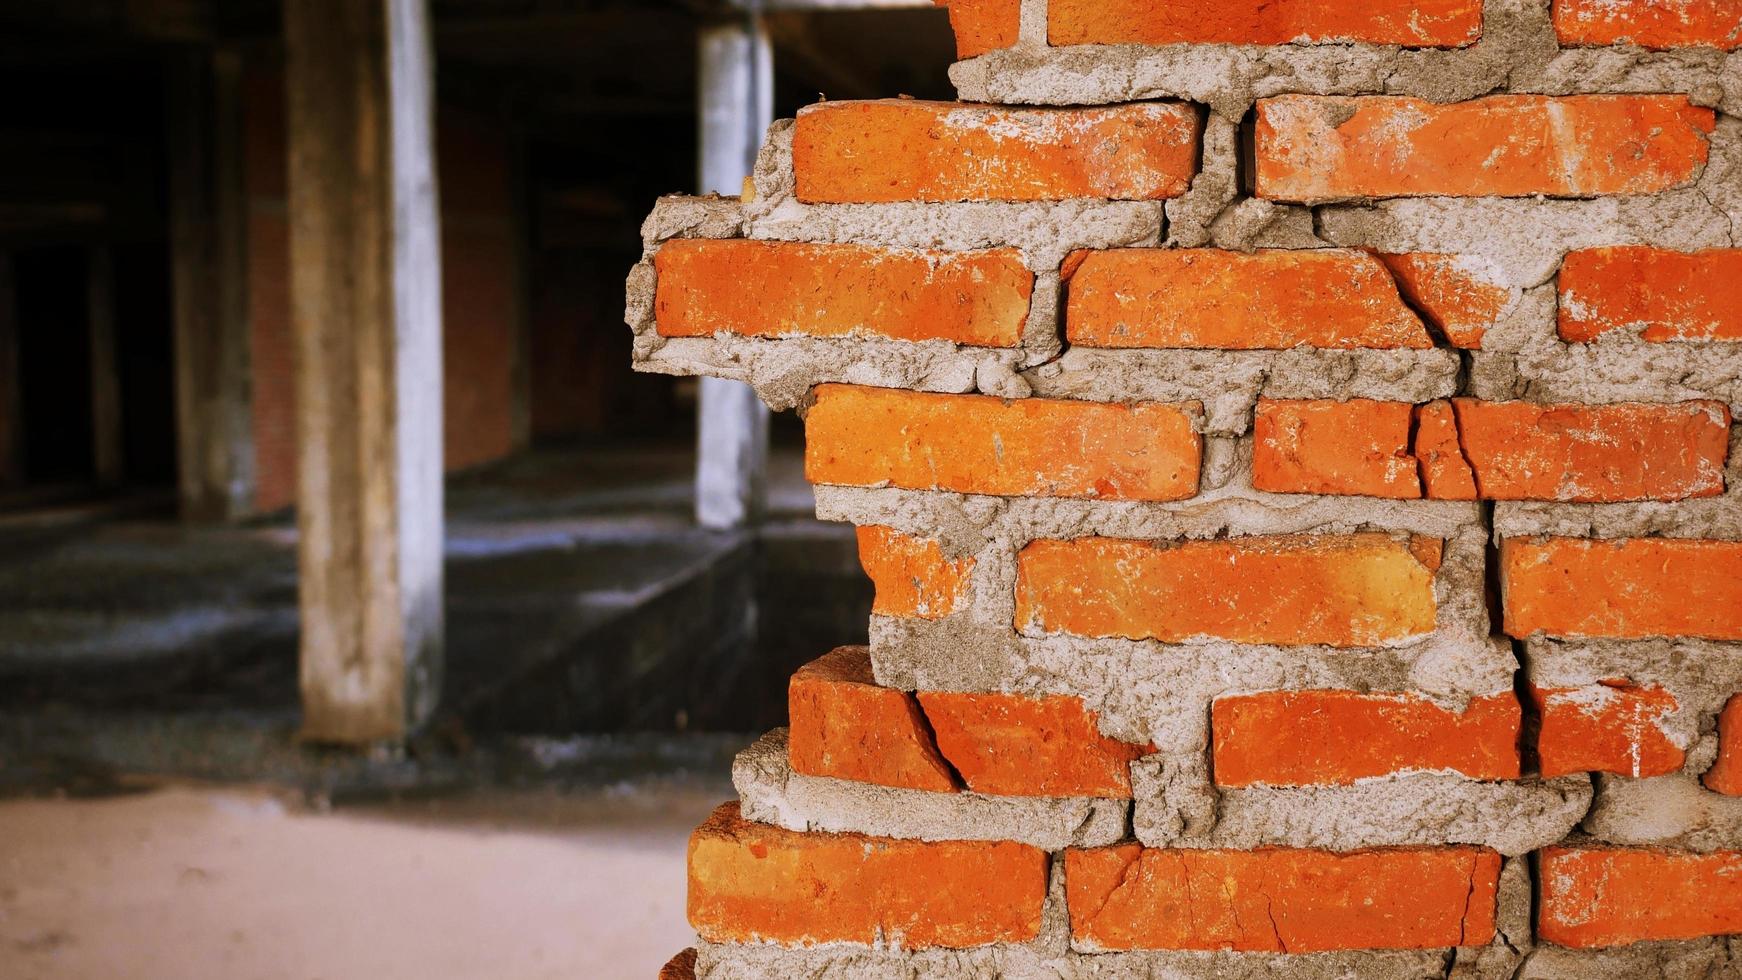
xmin=629 ymin=1 xmax=1742 ymax=975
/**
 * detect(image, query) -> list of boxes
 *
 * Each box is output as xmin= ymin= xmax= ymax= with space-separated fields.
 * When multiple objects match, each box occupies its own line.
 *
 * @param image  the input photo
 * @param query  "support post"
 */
xmin=87 ymin=246 xmax=122 ymax=486
xmin=285 ymin=0 xmax=444 ymax=744
xmin=694 ymin=17 xmax=773 ymax=531
xmin=168 ymin=48 xmax=255 ymax=519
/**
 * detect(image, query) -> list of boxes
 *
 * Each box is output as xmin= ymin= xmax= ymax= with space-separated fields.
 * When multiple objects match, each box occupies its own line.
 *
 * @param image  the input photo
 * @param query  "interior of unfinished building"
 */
xmin=7 ymin=0 xmax=1742 ymax=978
xmin=0 ymin=1 xmax=953 ymax=977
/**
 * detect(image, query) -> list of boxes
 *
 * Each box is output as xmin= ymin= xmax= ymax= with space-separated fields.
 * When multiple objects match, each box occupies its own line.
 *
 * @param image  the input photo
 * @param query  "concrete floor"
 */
xmin=0 ymin=778 xmax=727 ymax=979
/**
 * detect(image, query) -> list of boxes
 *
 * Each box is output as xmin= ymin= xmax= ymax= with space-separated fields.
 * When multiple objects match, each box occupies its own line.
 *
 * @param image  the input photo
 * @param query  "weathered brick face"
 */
xmin=793 ymin=100 xmax=1201 ymax=203
xmin=1255 ymin=95 xmax=1715 ymax=201
xmin=633 ymin=0 xmax=1742 ymax=970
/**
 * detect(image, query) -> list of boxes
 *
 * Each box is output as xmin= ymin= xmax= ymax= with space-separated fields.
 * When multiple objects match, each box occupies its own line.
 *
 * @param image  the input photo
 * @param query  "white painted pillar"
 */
xmin=284 ymin=0 xmax=444 ymax=744
xmin=694 ymin=16 xmax=773 ymax=530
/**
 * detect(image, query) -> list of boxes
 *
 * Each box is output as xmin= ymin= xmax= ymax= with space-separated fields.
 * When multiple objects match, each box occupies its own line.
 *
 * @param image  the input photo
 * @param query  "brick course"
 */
xmin=805 ymin=385 xmax=1202 ymax=501
xmin=654 ymin=240 xmax=1031 ymax=347
xmin=1538 ymin=846 xmax=1742 ymax=946
xmin=1066 ymin=845 xmax=1502 ymax=952
xmin=1016 ymin=534 xmax=1439 ymax=647
xmin=1255 ymin=95 xmax=1715 ymax=201
xmin=793 ymin=100 xmax=1201 ymax=203
xmin=688 ymin=802 xmax=1048 ymax=948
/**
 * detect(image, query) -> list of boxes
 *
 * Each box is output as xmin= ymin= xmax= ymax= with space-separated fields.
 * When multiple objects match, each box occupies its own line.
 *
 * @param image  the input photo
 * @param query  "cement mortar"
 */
xmin=811 ymin=447 xmax=1485 ymax=548
xmin=1581 ymin=773 xmax=1742 ymax=852
xmin=1132 ymin=769 xmax=1591 ymax=855
xmin=948 ymin=0 xmax=1741 ymax=117
xmin=732 ymin=730 xmax=1129 ymax=849
xmin=1025 ymin=349 xmax=1459 ymax=433
xmin=1516 ymin=939 xmax=1742 ymax=979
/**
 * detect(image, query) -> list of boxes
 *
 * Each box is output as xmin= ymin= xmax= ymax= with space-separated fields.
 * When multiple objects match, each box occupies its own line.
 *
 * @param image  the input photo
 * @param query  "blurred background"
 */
xmin=0 ymin=1 xmax=956 ymax=976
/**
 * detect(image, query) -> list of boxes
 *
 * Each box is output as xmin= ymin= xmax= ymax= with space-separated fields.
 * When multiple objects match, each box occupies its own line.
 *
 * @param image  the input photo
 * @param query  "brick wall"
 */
xmin=245 ymin=63 xmax=519 ymax=512
xmin=632 ymin=0 xmax=1742 ymax=975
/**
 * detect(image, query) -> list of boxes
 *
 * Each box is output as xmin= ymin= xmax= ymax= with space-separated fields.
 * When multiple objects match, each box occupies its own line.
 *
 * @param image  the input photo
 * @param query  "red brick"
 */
xmin=1538 ymin=846 xmax=1742 ymax=947
xmin=1529 ymin=682 xmax=1685 ymax=779
xmin=1048 ymin=0 xmax=1482 ymax=46
xmin=1255 ymin=95 xmax=1715 ymax=201
xmin=804 ymin=385 xmax=1202 ymax=501
xmin=1502 ymin=537 xmax=1742 ymax=640
xmin=792 ymin=100 xmax=1201 ymax=203
xmin=1064 ymin=249 xmax=1434 ymax=351
xmin=935 ymin=0 xmax=1020 ymax=57
xmin=788 ymin=647 xmax=957 ymax=793
xmin=1559 ymin=247 xmax=1742 ymax=343
xmin=1553 ymin=0 xmax=1742 ymax=49
xmin=916 ymin=692 xmax=1150 ymax=798
xmin=1066 ymin=845 xmax=1501 ymax=952
xmin=1415 ymin=401 xmax=1478 ymax=500
xmin=1017 ymin=534 xmax=1439 ymax=647
xmin=658 ymin=948 xmax=696 ymax=980
xmin=1379 ymin=253 xmax=1510 ymax=349
xmin=1449 ymin=399 xmax=1730 ymax=502
xmin=653 ymin=239 xmax=1030 ymax=348
xmin=1252 ymin=399 xmax=1421 ymax=498
xmin=1212 ymin=690 xmax=1521 ymax=787
xmin=1704 ymin=694 xmax=1742 ymax=795
xmin=689 ymin=802 xmax=1048 ymax=948
xmin=856 ymin=526 xmax=973 ymax=620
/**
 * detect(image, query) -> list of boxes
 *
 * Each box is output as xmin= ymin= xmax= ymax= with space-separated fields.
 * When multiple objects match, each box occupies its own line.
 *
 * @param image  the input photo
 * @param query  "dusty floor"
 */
xmin=0 ymin=781 xmax=722 ymax=979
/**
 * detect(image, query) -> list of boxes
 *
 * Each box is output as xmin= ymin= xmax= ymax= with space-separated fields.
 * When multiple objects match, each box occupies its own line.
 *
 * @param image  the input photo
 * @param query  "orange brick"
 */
xmin=804 ymin=385 xmax=1202 ymax=501
xmin=1553 ymin=0 xmax=1742 ymax=49
xmin=1066 ymin=845 xmax=1501 ymax=952
xmin=689 ymin=802 xmax=1048 ymax=948
xmin=1017 ymin=534 xmax=1438 ymax=647
xmin=1538 ymin=846 xmax=1742 ymax=947
xmin=1255 ymin=95 xmax=1715 ymax=201
xmin=1528 ymin=682 xmax=1685 ymax=779
xmin=1252 ymin=399 xmax=1421 ymax=498
xmin=1379 ymin=253 xmax=1509 ymax=348
xmin=1502 ymin=537 xmax=1742 ymax=640
xmin=788 ymin=647 xmax=957 ymax=793
xmin=792 ymin=100 xmax=1200 ymax=203
xmin=1449 ymin=399 xmax=1730 ymax=502
xmin=1414 ymin=401 xmax=1478 ymax=500
xmin=1559 ymin=247 xmax=1742 ymax=343
xmin=1409 ymin=535 xmax=1445 ymax=571
xmin=916 ymin=691 xmax=1150 ymax=798
xmin=1064 ymin=249 xmax=1434 ymax=351
xmin=653 ymin=239 xmax=1031 ymax=348
xmin=658 ymin=948 xmax=696 ymax=980
xmin=1704 ymin=694 xmax=1742 ymax=795
xmin=935 ymin=0 xmax=1020 ymax=58
xmin=1212 ymin=690 xmax=1521 ymax=787
xmin=856 ymin=526 xmax=973 ymax=620
xmin=1048 ymin=0 xmax=1482 ymax=46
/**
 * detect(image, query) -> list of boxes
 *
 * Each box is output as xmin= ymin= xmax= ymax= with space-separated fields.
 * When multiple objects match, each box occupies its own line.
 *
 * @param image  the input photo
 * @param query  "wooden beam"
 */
xmin=694 ymin=17 xmax=772 ymax=530
xmin=168 ymin=49 xmax=256 ymax=520
xmin=86 ymin=245 xmax=122 ymax=485
xmin=285 ymin=0 xmax=444 ymax=744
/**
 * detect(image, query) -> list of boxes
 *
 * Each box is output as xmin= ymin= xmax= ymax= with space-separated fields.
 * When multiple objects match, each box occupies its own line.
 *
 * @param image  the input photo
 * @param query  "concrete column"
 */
xmin=168 ymin=49 xmax=255 ymax=519
xmin=284 ymin=0 xmax=444 ymax=744
xmin=694 ymin=17 xmax=774 ymax=530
